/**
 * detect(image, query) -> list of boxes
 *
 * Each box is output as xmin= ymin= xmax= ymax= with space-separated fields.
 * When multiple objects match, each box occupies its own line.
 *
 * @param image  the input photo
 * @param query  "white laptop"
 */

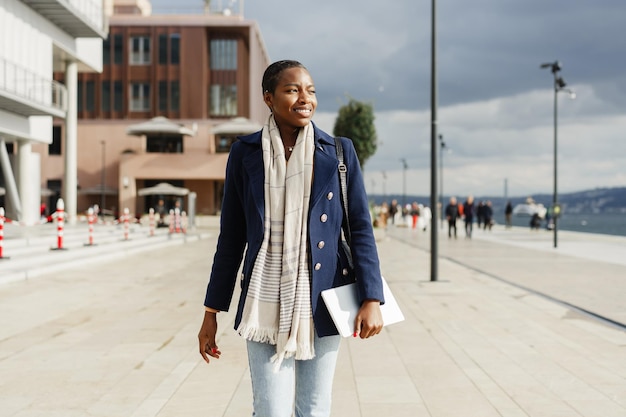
xmin=321 ymin=277 xmax=405 ymax=337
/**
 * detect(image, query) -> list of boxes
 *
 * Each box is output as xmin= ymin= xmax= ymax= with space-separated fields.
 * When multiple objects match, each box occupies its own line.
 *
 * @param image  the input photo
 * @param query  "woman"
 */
xmin=198 ymin=60 xmax=384 ymax=417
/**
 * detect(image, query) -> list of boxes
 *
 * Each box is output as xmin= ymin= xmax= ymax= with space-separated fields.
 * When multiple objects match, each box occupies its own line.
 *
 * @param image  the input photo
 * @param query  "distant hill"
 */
xmin=370 ymin=186 xmax=626 ymax=215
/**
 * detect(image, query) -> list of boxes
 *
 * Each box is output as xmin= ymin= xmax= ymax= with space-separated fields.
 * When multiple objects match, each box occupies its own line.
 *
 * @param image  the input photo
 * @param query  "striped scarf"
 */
xmin=236 ymin=115 xmax=315 ymax=369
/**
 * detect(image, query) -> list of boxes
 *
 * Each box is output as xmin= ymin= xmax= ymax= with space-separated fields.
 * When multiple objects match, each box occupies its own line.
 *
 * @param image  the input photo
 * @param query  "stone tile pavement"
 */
xmin=0 ymin=218 xmax=624 ymax=416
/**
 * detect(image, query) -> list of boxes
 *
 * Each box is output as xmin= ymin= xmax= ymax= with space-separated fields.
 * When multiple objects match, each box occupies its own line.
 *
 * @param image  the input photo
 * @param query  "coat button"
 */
xmin=327 ymin=192 xmax=333 ymax=200
xmin=320 ymin=214 xmax=328 ymax=222
xmin=314 ymin=263 xmax=322 ymax=270
xmin=317 ymin=241 xmax=325 ymax=249
xmin=342 ymin=268 xmax=349 ymax=276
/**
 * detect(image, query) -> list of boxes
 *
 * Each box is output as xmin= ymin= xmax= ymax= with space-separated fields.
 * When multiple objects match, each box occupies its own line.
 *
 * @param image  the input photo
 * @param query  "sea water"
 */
xmin=507 ymin=213 xmax=626 ymax=237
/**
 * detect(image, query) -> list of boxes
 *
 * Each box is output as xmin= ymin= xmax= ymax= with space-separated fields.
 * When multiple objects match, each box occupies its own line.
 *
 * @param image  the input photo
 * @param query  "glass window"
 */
xmin=130 ymin=82 xmax=150 ymax=111
xmin=170 ymin=81 xmax=180 ymax=111
xmin=77 ymin=81 xmax=83 ymax=112
xmin=86 ymin=81 xmax=95 ymax=112
xmin=170 ymin=33 xmax=180 ymax=64
xmin=113 ymin=81 xmax=123 ymax=111
xmin=49 ymin=126 xmax=62 ymax=155
xmin=158 ymin=34 xmax=168 ymax=65
xmin=210 ymin=39 xmax=237 ymax=70
xmin=158 ymin=81 xmax=168 ymax=112
xmin=146 ymin=135 xmax=183 ymax=153
xmin=210 ymin=84 xmax=237 ymax=116
xmin=103 ymin=36 xmax=111 ymax=65
xmin=215 ymin=135 xmax=237 ymax=153
xmin=114 ymin=34 xmax=123 ymax=64
xmin=101 ymin=81 xmax=111 ymax=112
xmin=130 ymin=36 xmax=151 ymax=65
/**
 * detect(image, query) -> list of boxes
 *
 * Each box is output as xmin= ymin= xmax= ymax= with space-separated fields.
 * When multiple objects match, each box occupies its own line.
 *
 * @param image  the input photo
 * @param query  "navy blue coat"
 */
xmin=204 ymin=123 xmax=384 ymax=337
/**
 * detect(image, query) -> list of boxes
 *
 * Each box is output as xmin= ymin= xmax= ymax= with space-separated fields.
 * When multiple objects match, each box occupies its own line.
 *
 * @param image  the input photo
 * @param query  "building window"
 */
xmin=210 ymin=39 xmax=237 ymax=70
xmin=130 ymin=36 xmax=151 ymax=65
xmin=77 ymin=81 xmax=83 ymax=112
xmin=49 ymin=126 xmax=62 ymax=155
xmin=102 ymin=81 xmax=111 ymax=111
xmin=86 ymin=81 xmax=95 ymax=112
xmin=103 ymin=36 xmax=111 ymax=65
xmin=215 ymin=135 xmax=237 ymax=153
xmin=158 ymin=34 xmax=168 ymax=65
xmin=114 ymin=81 xmax=123 ymax=111
xmin=170 ymin=33 xmax=180 ymax=64
xmin=130 ymin=83 xmax=150 ymax=111
xmin=171 ymin=81 xmax=180 ymax=111
xmin=114 ymin=34 xmax=124 ymax=64
xmin=146 ymin=135 xmax=183 ymax=153
xmin=210 ymin=84 xmax=237 ymax=116
xmin=158 ymin=81 xmax=168 ymax=112
xmin=209 ymin=39 xmax=238 ymax=116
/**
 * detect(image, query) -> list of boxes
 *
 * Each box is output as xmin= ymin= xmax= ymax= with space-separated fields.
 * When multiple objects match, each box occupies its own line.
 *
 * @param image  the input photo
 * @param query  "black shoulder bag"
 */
xmin=334 ymin=137 xmax=355 ymax=282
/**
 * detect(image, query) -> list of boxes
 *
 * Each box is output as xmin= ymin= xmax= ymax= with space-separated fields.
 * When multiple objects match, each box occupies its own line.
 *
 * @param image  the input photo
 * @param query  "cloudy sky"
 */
xmin=151 ymin=0 xmax=626 ymax=198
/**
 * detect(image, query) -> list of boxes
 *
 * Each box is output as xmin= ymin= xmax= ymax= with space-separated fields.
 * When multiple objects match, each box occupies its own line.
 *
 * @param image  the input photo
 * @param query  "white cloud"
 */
xmin=312 ymin=84 xmax=626 ymax=198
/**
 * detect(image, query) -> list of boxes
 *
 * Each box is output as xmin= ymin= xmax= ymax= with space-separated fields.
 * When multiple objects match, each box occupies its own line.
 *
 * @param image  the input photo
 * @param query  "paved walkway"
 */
xmin=0 ymin=218 xmax=624 ymax=416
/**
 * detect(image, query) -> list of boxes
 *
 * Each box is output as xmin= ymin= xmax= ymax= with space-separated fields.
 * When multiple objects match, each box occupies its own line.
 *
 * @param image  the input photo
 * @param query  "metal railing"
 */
xmin=66 ymin=0 xmax=106 ymax=32
xmin=0 ymin=57 xmax=68 ymax=115
xmin=151 ymin=0 xmax=244 ymax=16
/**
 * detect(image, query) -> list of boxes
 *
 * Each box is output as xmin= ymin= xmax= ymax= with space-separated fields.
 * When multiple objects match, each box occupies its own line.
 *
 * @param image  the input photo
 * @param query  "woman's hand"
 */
xmin=354 ymin=300 xmax=383 ymax=338
xmin=198 ymin=311 xmax=221 ymax=363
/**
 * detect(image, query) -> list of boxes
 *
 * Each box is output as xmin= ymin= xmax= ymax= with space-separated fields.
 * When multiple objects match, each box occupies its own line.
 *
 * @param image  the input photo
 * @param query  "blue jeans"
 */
xmin=246 ymin=334 xmax=341 ymax=417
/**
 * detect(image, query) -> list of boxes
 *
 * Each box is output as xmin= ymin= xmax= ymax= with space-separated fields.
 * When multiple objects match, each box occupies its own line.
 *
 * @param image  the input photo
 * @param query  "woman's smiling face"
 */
xmin=264 ymin=67 xmax=317 ymax=131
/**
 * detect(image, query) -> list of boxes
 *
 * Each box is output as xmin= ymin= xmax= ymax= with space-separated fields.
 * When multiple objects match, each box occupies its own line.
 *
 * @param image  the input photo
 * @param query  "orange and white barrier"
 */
xmin=174 ymin=208 xmax=181 ymax=233
xmin=148 ymin=208 xmax=155 ymax=237
xmin=168 ymin=209 xmax=175 ymax=234
xmin=86 ymin=207 xmax=96 ymax=246
xmin=181 ymin=211 xmax=188 ymax=234
xmin=52 ymin=198 xmax=66 ymax=251
xmin=123 ymin=208 xmax=130 ymax=241
xmin=0 ymin=207 xmax=7 ymax=259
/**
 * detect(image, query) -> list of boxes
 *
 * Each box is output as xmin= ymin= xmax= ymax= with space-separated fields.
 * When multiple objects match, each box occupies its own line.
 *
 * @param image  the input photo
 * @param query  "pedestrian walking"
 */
xmin=463 ymin=195 xmax=475 ymax=238
xmin=197 ymin=60 xmax=384 ymax=417
xmin=445 ymin=196 xmax=460 ymax=238
xmin=505 ymin=201 xmax=513 ymax=228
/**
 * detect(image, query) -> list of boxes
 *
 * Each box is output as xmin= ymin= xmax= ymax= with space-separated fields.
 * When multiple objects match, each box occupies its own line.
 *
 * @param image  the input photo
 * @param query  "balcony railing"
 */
xmin=151 ymin=0 xmax=243 ymax=16
xmin=0 ymin=57 xmax=68 ymax=117
xmin=21 ymin=0 xmax=107 ymax=38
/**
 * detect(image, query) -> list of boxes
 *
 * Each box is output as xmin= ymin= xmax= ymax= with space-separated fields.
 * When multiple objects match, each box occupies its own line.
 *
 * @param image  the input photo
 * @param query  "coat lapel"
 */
xmin=311 ymin=135 xmax=337 ymax=206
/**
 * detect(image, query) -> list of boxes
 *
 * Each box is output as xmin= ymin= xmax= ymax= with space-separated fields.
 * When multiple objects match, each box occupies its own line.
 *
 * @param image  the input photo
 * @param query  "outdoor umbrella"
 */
xmin=137 ymin=182 xmax=189 ymax=197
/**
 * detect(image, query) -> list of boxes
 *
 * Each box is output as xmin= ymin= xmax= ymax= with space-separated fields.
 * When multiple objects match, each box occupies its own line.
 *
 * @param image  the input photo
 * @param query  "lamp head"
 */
xmin=540 ymin=61 xmax=562 ymax=73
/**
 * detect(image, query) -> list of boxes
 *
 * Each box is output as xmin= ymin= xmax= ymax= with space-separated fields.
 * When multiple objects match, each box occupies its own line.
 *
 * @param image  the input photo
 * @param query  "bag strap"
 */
xmin=334 ymin=137 xmax=351 ymax=246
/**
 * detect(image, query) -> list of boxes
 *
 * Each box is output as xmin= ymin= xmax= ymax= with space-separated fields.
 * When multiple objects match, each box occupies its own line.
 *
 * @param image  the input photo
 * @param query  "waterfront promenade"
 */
xmin=0 ymin=218 xmax=624 ymax=416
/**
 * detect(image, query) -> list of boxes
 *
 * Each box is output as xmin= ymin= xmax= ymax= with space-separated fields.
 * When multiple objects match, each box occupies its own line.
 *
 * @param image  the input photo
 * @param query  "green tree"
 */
xmin=332 ymin=98 xmax=377 ymax=168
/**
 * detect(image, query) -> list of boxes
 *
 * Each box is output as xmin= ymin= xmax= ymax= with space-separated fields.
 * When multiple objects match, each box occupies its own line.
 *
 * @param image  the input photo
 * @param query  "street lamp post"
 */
xmin=540 ymin=61 xmax=575 ymax=249
xmin=430 ymin=0 xmax=439 ymax=282
xmin=382 ymin=171 xmax=387 ymax=199
xmin=438 ymin=134 xmax=447 ymax=229
xmin=400 ymin=158 xmax=408 ymax=209
xmin=100 ymin=140 xmax=106 ymax=218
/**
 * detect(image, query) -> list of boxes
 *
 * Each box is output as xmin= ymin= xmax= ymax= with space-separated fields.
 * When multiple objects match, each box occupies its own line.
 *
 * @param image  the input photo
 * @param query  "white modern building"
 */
xmin=0 ymin=0 xmax=107 ymax=225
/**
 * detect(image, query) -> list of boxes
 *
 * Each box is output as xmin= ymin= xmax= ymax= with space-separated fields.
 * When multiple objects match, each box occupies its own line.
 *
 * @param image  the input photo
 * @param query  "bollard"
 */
xmin=148 ymin=208 xmax=155 ymax=237
xmin=181 ymin=211 xmax=188 ymax=234
xmin=174 ymin=207 xmax=181 ymax=233
xmin=168 ymin=209 xmax=174 ymax=234
xmin=51 ymin=198 xmax=67 ymax=251
xmin=0 ymin=207 xmax=8 ymax=260
xmin=85 ymin=207 xmax=96 ymax=246
xmin=123 ymin=208 xmax=130 ymax=241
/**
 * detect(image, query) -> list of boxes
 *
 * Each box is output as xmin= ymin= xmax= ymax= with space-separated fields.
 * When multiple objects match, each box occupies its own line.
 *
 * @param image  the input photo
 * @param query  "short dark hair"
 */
xmin=262 ymin=60 xmax=307 ymax=94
